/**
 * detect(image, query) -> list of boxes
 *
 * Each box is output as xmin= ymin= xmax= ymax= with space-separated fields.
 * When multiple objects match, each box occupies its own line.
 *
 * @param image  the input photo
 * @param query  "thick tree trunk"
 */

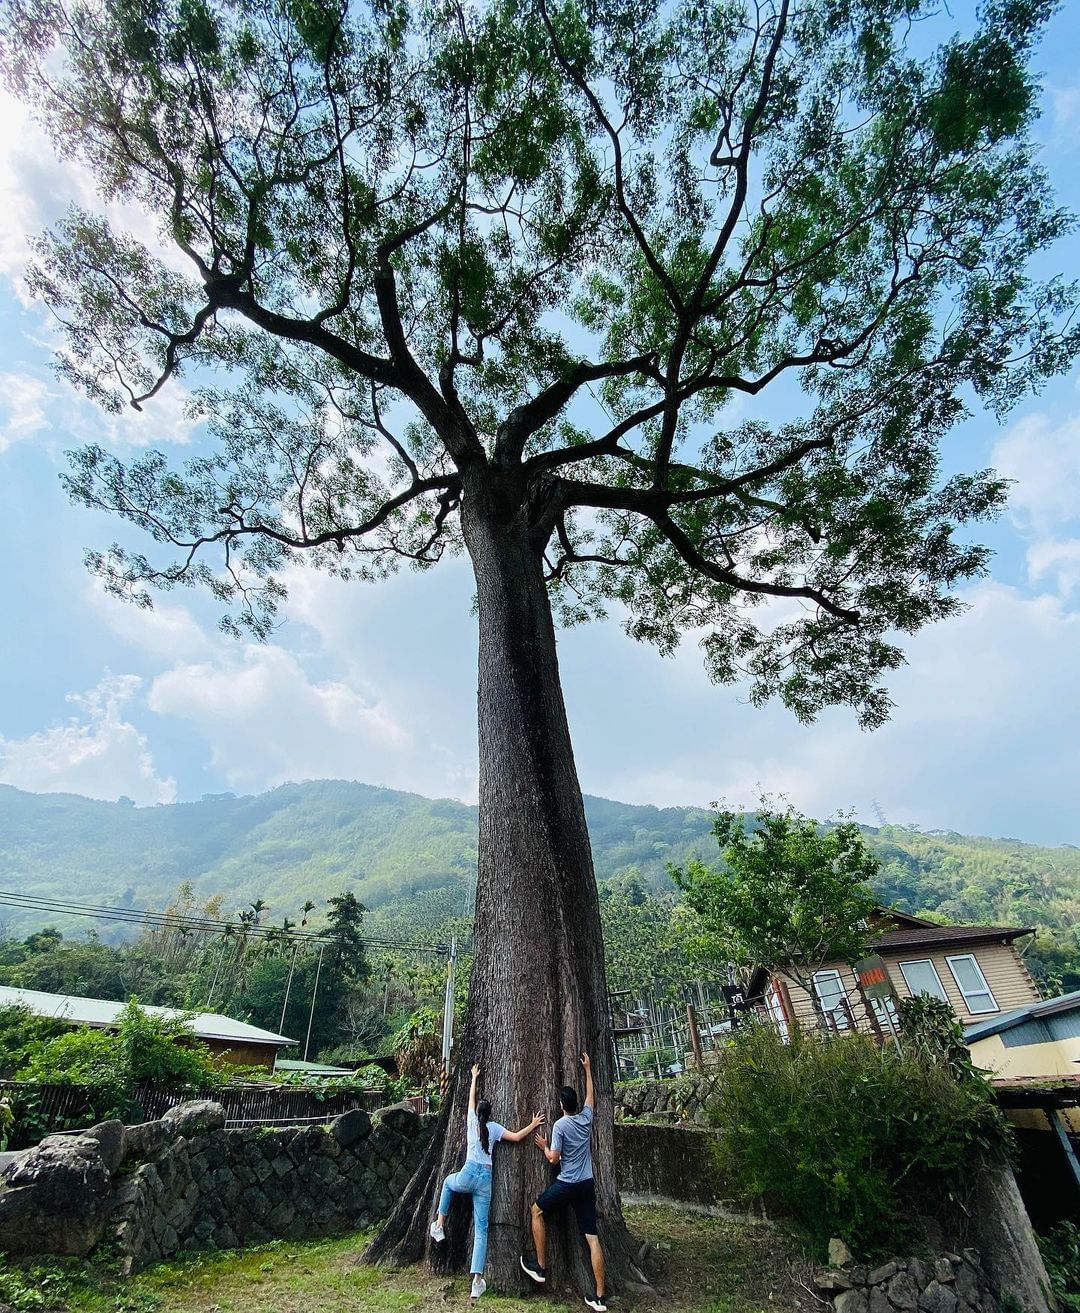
xmin=367 ymin=478 xmax=645 ymax=1294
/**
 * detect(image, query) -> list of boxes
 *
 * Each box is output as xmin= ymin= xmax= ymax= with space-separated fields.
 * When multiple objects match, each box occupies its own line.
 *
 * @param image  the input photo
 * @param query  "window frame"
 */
xmin=898 ymin=957 xmax=948 ymax=1002
xmin=945 ymin=953 xmax=999 ymax=1015
xmin=812 ymin=967 xmax=852 ymax=1031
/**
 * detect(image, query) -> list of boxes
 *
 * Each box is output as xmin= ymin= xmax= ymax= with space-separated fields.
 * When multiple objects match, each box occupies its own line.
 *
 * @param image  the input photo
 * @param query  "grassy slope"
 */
xmin=0 ymin=1209 xmax=812 ymax=1313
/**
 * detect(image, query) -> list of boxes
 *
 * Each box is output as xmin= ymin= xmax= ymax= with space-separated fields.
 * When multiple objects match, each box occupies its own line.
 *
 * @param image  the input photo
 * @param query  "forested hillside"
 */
xmin=2 ymin=781 xmax=1077 ymax=987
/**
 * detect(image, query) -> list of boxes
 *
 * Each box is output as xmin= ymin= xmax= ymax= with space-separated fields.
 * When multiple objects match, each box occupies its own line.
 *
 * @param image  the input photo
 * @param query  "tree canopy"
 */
xmin=672 ymin=801 xmax=881 ymax=994
xmin=1 ymin=0 xmax=1074 ymax=724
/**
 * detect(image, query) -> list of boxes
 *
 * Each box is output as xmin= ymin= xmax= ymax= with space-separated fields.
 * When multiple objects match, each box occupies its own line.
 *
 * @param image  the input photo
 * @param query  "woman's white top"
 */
xmin=465 ymin=1108 xmax=505 ymax=1167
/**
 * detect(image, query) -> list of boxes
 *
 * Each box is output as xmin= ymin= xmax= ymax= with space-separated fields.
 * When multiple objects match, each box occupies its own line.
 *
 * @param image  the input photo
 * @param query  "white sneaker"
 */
xmin=470 ymin=1276 xmax=487 ymax=1300
xmin=429 ymin=1220 xmax=445 ymax=1243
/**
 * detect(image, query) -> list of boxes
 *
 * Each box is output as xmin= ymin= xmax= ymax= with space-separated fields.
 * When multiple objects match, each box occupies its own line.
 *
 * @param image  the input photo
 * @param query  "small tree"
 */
xmin=673 ymin=801 xmax=880 ymax=1024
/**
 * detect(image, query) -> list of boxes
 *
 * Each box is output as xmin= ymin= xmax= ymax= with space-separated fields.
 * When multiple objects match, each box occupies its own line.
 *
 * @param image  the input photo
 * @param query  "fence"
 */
xmin=0 ymin=1079 xmax=385 ymax=1149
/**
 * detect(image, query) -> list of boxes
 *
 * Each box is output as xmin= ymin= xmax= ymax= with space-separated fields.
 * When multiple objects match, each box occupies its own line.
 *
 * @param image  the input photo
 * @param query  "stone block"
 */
xmin=377 ymin=1106 xmax=420 ymax=1137
xmin=121 ymin=1120 xmax=174 ymax=1166
xmin=289 ymin=1126 xmax=324 ymax=1161
xmin=887 ymin=1272 xmax=920 ymax=1310
xmin=331 ymin=1109 xmax=372 ymax=1147
xmin=829 ymin=1238 xmax=855 ymax=1267
xmin=0 ymin=1134 xmax=113 ymax=1257
xmin=266 ymin=1199 xmax=296 ymax=1232
xmin=215 ymin=1224 xmax=239 ymax=1249
xmin=834 ymin=1291 xmax=868 ymax=1313
xmin=162 ymin=1101 xmax=226 ymax=1137
xmin=271 ymin=1154 xmax=293 ymax=1178
xmin=868 ymin=1262 xmax=899 ymax=1286
xmin=869 ymin=1288 xmax=891 ymax=1313
xmin=954 ymin=1265 xmax=980 ymax=1305
xmin=935 ymin=1258 xmax=956 ymax=1284
xmin=918 ymin=1281 xmax=957 ymax=1313
xmin=241 ymin=1186 xmax=271 ymax=1221
xmin=909 ymin=1259 xmax=934 ymax=1288
xmin=314 ymin=1132 xmax=342 ymax=1159
xmin=83 ymin=1121 xmax=125 ymax=1175
xmin=814 ymin=1269 xmax=853 ymax=1293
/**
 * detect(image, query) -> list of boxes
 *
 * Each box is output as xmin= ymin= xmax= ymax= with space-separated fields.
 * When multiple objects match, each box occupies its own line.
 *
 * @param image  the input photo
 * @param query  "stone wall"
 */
xmin=0 ymin=1099 xmax=433 ymax=1271
xmin=613 ymin=1076 xmax=715 ymax=1125
xmin=814 ymin=1248 xmax=999 ymax=1313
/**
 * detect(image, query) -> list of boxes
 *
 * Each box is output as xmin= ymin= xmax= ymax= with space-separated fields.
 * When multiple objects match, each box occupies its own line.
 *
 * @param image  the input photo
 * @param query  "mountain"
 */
xmin=1 ymin=781 xmax=1077 ymax=956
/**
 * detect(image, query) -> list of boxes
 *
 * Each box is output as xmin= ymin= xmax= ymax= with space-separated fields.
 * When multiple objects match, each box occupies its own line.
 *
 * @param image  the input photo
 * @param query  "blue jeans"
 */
xmin=438 ymin=1159 xmax=492 ymax=1274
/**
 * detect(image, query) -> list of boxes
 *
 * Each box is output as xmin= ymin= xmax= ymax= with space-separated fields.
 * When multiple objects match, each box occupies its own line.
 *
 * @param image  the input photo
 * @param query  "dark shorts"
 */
xmin=535 ymin=1176 xmax=598 ymax=1237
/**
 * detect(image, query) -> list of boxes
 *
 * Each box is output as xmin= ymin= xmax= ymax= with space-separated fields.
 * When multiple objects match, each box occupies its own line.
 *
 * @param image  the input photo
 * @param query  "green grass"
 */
xmin=0 ymin=1208 xmax=811 ymax=1313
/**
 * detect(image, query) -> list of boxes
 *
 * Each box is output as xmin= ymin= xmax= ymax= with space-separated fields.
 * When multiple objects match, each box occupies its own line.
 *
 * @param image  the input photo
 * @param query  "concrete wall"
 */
xmin=614 ymin=1122 xmax=728 ymax=1208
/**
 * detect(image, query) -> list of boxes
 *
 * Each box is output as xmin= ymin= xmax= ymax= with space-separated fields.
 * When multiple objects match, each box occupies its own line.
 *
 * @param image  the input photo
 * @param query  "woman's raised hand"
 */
xmin=471 ymin=1063 xmax=481 ymax=1078
xmin=531 ymin=1111 xmax=546 ymax=1129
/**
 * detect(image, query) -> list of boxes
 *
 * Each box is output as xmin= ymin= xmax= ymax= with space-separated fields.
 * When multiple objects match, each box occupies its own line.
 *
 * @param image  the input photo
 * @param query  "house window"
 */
xmin=766 ymin=982 xmax=789 ymax=1040
xmin=871 ymin=996 xmax=899 ymax=1032
xmin=812 ymin=969 xmax=851 ymax=1031
xmin=898 ymin=959 xmax=948 ymax=1002
xmin=946 ymin=954 xmax=999 ymax=1015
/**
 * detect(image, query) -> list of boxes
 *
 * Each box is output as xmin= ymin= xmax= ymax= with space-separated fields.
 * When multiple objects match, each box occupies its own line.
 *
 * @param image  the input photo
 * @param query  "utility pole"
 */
xmin=441 ymin=936 xmax=457 ymax=1093
xmin=302 ymin=943 xmax=325 ymax=1062
xmin=280 ymin=942 xmax=300 ymax=1033
xmin=686 ymin=1003 xmax=705 ymax=1071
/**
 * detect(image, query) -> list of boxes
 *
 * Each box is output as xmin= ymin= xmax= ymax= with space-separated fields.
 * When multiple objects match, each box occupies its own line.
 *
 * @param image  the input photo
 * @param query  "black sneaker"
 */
xmin=584 ymin=1295 xmax=607 ymax=1312
xmin=520 ymin=1256 xmax=547 ymax=1284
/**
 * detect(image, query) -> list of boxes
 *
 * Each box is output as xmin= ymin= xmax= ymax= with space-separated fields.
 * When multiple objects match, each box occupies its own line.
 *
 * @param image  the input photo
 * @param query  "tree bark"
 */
xmin=366 ymin=474 xmax=645 ymax=1294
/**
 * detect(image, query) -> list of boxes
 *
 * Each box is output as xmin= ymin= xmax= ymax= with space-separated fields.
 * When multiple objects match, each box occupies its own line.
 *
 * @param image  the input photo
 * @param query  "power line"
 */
xmin=0 ymin=891 xmax=452 ymax=956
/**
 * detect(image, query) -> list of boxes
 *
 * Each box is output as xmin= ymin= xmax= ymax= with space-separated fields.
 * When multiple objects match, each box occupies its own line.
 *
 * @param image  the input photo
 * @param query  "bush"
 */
xmin=15 ymin=999 xmax=225 ymax=1122
xmin=709 ymin=1022 xmax=1008 ymax=1258
xmin=1040 ymin=1221 xmax=1080 ymax=1310
xmin=0 ymin=1004 xmax=69 ymax=1078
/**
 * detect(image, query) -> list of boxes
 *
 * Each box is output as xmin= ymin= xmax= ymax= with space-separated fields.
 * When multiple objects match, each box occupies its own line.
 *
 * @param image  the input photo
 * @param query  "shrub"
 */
xmin=1040 ymin=1221 xmax=1080 ymax=1310
xmin=0 ymin=1004 xmax=69 ymax=1078
xmin=709 ymin=1022 xmax=1008 ymax=1258
xmin=15 ymin=999 xmax=225 ymax=1122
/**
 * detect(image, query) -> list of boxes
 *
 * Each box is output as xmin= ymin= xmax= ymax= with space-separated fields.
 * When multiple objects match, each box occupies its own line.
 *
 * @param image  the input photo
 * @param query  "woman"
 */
xmin=430 ymin=1062 xmax=544 ymax=1300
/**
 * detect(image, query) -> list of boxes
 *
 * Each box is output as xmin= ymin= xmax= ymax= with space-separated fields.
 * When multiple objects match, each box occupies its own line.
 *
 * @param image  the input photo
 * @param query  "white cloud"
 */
xmin=1025 ymin=538 xmax=1080 ymax=597
xmin=993 ymin=411 xmax=1080 ymax=534
xmin=0 ymin=90 xmax=187 ymax=294
xmin=0 ymin=371 xmax=49 ymax=451
xmin=992 ymin=411 xmax=1080 ymax=601
xmin=147 ymin=644 xmax=413 ymax=793
xmin=0 ymin=674 xmax=176 ymax=804
xmin=571 ymin=580 xmax=1080 ymax=842
xmin=1049 ymin=84 xmax=1080 ymax=149
xmin=86 ymin=585 xmax=211 ymax=662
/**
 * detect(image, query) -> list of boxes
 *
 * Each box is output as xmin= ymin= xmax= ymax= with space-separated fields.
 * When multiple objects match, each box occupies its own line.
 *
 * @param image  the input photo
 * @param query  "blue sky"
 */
xmin=1 ymin=7 xmax=1080 ymax=845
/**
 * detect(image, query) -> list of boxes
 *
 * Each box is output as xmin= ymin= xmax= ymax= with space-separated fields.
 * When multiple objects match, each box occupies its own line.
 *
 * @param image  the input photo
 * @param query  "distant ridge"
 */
xmin=0 ymin=781 xmax=1076 ymax=944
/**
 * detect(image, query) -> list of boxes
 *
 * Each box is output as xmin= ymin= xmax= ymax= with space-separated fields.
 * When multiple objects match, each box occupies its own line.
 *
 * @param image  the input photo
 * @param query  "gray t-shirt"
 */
xmin=552 ymin=1104 xmax=594 ymax=1183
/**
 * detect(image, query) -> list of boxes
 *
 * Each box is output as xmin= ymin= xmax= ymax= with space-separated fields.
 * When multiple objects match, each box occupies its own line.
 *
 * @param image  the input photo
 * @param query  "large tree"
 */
xmin=1 ymin=0 xmax=1076 ymax=1290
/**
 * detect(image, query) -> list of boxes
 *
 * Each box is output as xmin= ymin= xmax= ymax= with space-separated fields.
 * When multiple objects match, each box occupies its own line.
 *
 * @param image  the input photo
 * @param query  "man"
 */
xmin=520 ymin=1051 xmax=606 ymax=1313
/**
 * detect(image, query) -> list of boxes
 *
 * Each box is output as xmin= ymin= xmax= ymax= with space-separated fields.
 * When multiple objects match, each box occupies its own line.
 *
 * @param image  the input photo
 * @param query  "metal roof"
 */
xmin=274 ymin=1059 xmax=352 ymax=1075
xmin=0 ymin=985 xmax=295 ymax=1047
xmin=963 ymin=989 xmax=1080 ymax=1044
xmin=875 ymin=923 xmax=1035 ymax=950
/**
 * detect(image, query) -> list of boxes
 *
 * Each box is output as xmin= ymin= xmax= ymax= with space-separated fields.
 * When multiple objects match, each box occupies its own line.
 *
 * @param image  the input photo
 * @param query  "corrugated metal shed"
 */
xmin=0 ymin=985 xmax=295 ymax=1048
xmin=964 ymin=989 xmax=1080 ymax=1045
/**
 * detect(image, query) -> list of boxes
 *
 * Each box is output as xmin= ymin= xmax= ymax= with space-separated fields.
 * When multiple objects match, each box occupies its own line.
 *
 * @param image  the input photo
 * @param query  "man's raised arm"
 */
xmin=581 ymin=1051 xmax=595 ymax=1109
